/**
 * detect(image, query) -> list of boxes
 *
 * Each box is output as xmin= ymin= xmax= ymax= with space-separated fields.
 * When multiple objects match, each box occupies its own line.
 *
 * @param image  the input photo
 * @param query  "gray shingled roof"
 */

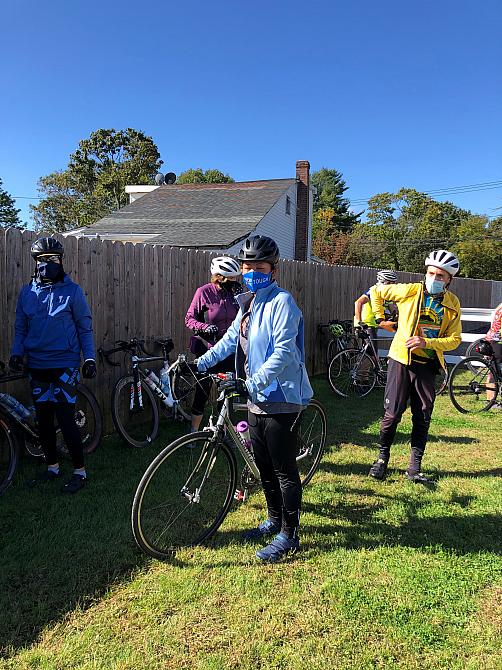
xmin=83 ymin=179 xmax=296 ymax=247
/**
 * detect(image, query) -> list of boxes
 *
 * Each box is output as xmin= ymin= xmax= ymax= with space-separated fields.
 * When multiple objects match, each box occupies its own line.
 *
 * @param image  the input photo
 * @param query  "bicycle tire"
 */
xmin=297 ymin=399 xmax=327 ymax=487
xmin=112 ymin=375 xmax=159 ymax=447
xmin=448 ymin=356 xmax=498 ymax=414
xmin=171 ymin=367 xmax=197 ymax=422
xmin=326 ymin=339 xmax=340 ymax=369
xmin=56 ymin=384 xmax=103 ymax=457
xmin=465 ymin=338 xmax=485 ymax=372
xmin=328 ymin=348 xmax=377 ymax=398
xmin=0 ymin=412 xmax=19 ymax=495
xmin=132 ymin=431 xmax=237 ymax=559
xmin=435 ymin=366 xmax=449 ymax=395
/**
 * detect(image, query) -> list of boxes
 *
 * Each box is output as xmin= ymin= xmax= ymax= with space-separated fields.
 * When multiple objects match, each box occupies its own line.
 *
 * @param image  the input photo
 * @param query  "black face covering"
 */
xmin=222 ymin=280 xmax=243 ymax=294
xmin=37 ymin=260 xmax=64 ymax=283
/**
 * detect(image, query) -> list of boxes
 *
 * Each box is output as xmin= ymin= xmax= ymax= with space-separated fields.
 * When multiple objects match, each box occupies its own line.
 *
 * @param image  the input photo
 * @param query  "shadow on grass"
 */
xmin=317 ymin=460 xmax=502 ymax=480
xmin=0 ymin=420 xmax=187 ymax=655
xmin=201 ymin=493 xmax=502 ymax=570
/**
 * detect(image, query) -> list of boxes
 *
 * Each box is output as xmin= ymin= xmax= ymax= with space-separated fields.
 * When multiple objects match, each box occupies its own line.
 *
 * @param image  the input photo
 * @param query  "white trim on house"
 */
xmin=125 ymin=185 xmax=160 ymax=203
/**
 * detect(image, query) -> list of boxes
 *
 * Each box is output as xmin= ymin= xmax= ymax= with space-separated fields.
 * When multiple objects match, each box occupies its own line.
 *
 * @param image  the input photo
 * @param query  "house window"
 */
xmin=285 ymin=196 xmax=291 ymax=215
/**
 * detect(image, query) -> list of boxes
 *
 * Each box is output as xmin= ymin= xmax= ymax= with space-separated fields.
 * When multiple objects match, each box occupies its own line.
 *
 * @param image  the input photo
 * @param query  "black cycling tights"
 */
xmin=35 ymin=402 xmax=84 ymax=470
xmin=247 ymin=411 xmax=301 ymax=538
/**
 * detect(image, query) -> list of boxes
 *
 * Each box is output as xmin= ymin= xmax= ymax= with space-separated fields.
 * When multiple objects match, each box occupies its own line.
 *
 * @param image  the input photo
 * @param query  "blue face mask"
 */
xmin=242 ymin=271 xmax=273 ymax=292
xmin=425 ymin=277 xmax=446 ymax=295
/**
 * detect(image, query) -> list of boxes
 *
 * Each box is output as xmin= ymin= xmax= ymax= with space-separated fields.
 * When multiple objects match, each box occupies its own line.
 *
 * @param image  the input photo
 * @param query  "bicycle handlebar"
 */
xmin=0 ymin=360 xmax=27 ymax=383
xmin=98 ymin=337 xmax=157 ymax=367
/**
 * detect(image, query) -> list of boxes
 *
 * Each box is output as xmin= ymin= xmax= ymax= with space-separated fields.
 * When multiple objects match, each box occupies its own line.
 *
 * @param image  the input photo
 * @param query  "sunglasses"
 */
xmin=36 ymin=255 xmax=62 ymax=263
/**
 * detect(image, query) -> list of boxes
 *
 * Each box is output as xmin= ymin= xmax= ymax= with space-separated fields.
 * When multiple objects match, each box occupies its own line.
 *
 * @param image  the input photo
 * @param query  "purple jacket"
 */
xmin=185 ymin=282 xmax=239 ymax=340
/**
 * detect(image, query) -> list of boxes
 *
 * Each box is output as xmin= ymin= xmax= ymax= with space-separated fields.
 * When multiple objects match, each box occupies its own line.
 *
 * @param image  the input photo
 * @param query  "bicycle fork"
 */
xmin=131 ymin=361 xmax=144 ymax=410
xmin=180 ymin=436 xmax=221 ymax=504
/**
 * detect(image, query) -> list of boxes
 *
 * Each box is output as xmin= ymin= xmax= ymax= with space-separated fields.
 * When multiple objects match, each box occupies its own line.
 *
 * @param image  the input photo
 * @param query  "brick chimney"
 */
xmin=294 ymin=160 xmax=310 ymax=261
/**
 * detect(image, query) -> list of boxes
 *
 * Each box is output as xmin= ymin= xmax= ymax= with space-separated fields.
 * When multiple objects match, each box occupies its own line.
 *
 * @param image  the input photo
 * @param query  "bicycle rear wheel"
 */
xmin=328 ymin=348 xmax=377 ymax=398
xmin=112 ymin=375 xmax=159 ymax=447
xmin=449 ymin=356 xmax=498 ymax=413
xmin=465 ymin=339 xmax=485 ymax=372
xmin=297 ymin=399 xmax=327 ymax=487
xmin=56 ymin=384 xmax=103 ymax=456
xmin=132 ymin=432 xmax=237 ymax=559
xmin=0 ymin=412 xmax=19 ymax=495
xmin=171 ymin=367 xmax=197 ymax=421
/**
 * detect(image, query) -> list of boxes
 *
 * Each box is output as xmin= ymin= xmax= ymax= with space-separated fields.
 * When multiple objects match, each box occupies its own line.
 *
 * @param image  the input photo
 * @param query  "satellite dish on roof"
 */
xmin=165 ymin=172 xmax=177 ymax=185
xmin=155 ymin=173 xmax=165 ymax=185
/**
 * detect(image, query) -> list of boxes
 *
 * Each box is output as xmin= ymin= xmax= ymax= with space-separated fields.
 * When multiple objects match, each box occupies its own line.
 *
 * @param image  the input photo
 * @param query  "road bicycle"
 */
xmin=448 ymin=345 xmax=502 ymax=413
xmin=0 ymin=362 xmax=102 ymax=495
xmin=318 ymin=319 xmax=358 ymax=370
xmin=328 ymin=327 xmax=448 ymax=398
xmin=131 ymin=360 xmax=327 ymax=559
xmin=99 ymin=337 xmax=193 ymax=448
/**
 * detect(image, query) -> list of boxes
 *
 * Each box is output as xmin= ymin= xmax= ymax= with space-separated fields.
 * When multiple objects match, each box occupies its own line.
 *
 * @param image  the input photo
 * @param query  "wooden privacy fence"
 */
xmin=0 ymin=227 xmax=497 ymax=433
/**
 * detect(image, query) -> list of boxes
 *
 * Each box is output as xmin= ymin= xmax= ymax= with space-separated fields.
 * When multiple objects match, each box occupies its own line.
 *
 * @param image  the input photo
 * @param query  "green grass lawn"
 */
xmin=1 ymin=380 xmax=501 ymax=669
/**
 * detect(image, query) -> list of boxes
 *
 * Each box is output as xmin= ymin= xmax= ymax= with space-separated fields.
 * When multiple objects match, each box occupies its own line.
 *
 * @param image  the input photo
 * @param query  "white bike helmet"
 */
xmin=376 ymin=270 xmax=398 ymax=284
xmin=424 ymin=249 xmax=460 ymax=276
xmin=210 ymin=256 xmax=241 ymax=277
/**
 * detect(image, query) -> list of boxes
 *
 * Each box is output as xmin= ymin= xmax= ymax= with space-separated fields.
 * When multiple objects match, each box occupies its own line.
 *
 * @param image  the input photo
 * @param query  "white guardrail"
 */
xmin=377 ymin=307 xmax=494 ymax=364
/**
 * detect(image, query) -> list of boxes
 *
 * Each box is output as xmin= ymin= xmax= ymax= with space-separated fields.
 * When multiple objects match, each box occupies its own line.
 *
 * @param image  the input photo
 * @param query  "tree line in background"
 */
xmin=0 ymin=128 xmax=500 ymax=280
xmin=311 ymin=172 xmax=502 ymax=281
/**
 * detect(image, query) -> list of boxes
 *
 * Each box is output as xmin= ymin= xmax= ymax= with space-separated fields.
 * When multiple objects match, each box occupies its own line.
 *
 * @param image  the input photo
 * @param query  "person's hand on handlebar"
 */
xmin=218 ymin=377 xmax=249 ymax=398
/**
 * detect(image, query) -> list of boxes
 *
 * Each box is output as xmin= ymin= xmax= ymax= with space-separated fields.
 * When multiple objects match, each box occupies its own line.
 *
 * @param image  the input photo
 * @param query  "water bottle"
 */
xmin=159 ymin=362 xmax=174 ymax=408
xmin=0 ymin=393 xmax=31 ymax=421
xmin=236 ymin=420 xmax=253 ymax=454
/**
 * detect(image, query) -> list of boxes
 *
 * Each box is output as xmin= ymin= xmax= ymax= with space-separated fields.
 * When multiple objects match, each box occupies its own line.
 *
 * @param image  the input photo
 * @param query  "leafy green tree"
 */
xmin=177 ymin=168 xmax=234 ymax=184
xmin=31 ymin=128 xmax=162 ymax=232
xmin=351 ymin=189 xmax=472 ymax=272
xmin=311 ymin=168 xmax=361 ymax=231
xmin=453 ymin=215 xmax=502 ymax=281
xmin=0 ymin=178 xmax=23 ymax=229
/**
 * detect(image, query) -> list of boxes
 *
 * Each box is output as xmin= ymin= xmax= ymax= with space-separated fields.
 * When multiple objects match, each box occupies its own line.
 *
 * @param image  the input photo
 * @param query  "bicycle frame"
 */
xmin=0 ymin=371 xmax=40 ymax=442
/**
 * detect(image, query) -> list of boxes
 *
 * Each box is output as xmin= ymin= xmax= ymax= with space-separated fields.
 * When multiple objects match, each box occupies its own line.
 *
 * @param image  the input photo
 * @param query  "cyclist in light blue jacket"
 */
xmin=195 ymin=235 xmax=313 ymax=562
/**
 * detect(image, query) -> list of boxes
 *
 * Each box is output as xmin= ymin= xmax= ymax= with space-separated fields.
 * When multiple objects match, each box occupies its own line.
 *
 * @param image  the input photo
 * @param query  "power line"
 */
xmin=348 ymin=180 xmax=502 ymax=205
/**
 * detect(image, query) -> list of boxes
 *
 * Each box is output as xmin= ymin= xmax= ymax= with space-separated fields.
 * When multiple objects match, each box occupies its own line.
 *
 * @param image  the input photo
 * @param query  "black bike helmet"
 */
xmin=475 ymin=339 xmax=494 ymax=357
xmin=30 ymin=237 xmax=64 ymax=259
xmin=238 ymin=235 xmax=280 ymax=263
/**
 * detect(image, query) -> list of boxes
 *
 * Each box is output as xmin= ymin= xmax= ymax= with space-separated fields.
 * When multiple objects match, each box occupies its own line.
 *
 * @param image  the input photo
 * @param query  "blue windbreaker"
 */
xmin=12 ymin=275 xmax=95 ymax=369
xmin=196 ymin=283 xmax=313 ymax=406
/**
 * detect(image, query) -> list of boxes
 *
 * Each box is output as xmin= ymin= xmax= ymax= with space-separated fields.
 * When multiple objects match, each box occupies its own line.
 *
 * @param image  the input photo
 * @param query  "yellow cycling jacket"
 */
xmin=370 ymin=282 xmax=462 ymax=369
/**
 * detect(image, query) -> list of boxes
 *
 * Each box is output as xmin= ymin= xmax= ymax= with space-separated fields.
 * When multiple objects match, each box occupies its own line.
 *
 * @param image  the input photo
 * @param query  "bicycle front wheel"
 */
xmin=435 ymin=366 xmax=449 ymax=395
xmin=297 ymin=399 xmax=327 ymax=487
xmin=57 ymin=384 xmax=103 ymax=456
xmin=0 ymin=413 xmax=19 ymax=495
xmin=326 ymin=339 xmax=339 ymax=368
xmin=132 ymin=432 xmax=237 ymax=559
xmin=112 ymin=376 xmax=159 ymax=447
xmin=328 ymin=348 xmax=377 ymax=398
xmin=449 ymin=356 xmax=498 ymax=413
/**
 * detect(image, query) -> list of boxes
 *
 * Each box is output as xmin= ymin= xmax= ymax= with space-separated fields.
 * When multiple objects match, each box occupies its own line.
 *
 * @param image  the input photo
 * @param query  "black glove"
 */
xmin=204 ymin=325 xmax=218 ymax=335
xmin=9 ymin=355 xmax=23 ymax=372
xmin=219 ymin=377 xmax=249 ymax=398
xmin=82 ymin=359 xmax=97 ymax=379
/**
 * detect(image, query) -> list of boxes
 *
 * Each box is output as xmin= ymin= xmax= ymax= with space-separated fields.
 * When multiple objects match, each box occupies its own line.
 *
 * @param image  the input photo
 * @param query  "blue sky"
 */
xmin=1 ymin=0 xmax=501 ymax=225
